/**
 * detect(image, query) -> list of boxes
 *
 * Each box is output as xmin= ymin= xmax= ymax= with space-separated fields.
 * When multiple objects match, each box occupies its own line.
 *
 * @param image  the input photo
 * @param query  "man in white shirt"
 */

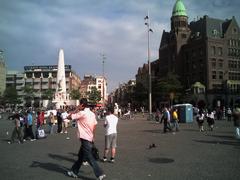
xmin=61 ymin=110 xmax=69 ymax=133
xmin=102 ymin=107 xmax=118 ymax=163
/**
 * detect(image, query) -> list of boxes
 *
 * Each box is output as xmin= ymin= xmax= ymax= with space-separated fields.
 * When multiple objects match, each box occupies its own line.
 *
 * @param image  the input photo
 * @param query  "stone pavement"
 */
xmin=0 ymin=113 xmax=240 ymax=180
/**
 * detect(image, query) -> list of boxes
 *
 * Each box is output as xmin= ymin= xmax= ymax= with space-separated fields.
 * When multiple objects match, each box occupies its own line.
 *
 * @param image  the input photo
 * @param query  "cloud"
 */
xmin=0 ymin=0 xmax=240 ymax=92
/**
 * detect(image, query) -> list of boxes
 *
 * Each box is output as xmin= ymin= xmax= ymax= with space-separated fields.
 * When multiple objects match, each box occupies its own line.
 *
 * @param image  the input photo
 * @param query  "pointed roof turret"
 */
xmin=172 ymin=0 xmax=187 ymax=17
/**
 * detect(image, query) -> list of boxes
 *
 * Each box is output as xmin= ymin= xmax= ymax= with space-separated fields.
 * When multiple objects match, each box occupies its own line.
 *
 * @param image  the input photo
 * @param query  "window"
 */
xmin=199 ymin=48 xmax=203 ymax=56
xmin=219 ymin=71 xmax=223 ymax=80
xmin=211 ymin=58 xmax=216 ymax=68
xmin=233 ymin=28 xmax=237 ymax=34
xmin=211 ymin=46 xmax=216 ymax=56
xmin=98 ymin=85 xmax=101 ymax=89
xmin=212 ymin=71 xmax=217 ymax=79
xmin=218 ymin=59 xmax=223 ymax=68
xmin=218 ymin=47 xmax=223 ymax=56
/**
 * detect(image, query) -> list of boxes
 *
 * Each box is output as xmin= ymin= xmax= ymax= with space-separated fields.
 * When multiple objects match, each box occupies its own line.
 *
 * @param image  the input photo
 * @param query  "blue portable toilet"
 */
xmin=173 ymin=104 xmax=193 ymax=123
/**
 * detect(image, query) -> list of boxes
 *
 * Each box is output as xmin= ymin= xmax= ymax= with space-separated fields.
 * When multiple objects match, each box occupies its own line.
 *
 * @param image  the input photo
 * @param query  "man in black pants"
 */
xmin=67 ymin=98 xmax=106 ymax=180
xmin=56 ymin=109 xmax=63 ymax=133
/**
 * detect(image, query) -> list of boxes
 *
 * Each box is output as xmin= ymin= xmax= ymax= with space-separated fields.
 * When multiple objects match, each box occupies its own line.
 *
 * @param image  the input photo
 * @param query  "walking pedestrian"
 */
xmin=102 ymin=107 xmax=118 ymax=163
xmin=160 ymin=107 xmax=172 ymax=133
xmin=233 ymin=104 xmax=240 ymax=139
xmin=196 ymin=110 xmax=205 ymax=132
xmin=8 ymin=113 xmax=23 ymax=144
xmin=56 ymin=109 xmax=63 ymax=133
xmin=172 ymin=108 xmax=179 ymax=131
xmin=227 ymin=108 xmax=232 ymax=121
xmin=61 ymin=109 xmax=69 ymax=134
xmin=206 ymin=109 xmax=215 ymax=131
xmin=23 ymin=110 xmax=36 ymax=141
xmin=48 ymin=112 xmax=55 ymax=134
xmin=67 ymin=98 xmax=106 ymax=180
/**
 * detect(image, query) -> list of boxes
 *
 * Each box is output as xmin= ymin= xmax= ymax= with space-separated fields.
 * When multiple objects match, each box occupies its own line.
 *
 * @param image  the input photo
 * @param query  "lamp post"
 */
xmin=144 ymin=13 xmax=153 ymax=120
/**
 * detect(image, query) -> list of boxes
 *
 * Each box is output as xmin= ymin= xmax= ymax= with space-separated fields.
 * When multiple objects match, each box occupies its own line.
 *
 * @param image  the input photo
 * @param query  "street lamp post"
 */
xmin=145 ymin=13 xmax=153 ymax=120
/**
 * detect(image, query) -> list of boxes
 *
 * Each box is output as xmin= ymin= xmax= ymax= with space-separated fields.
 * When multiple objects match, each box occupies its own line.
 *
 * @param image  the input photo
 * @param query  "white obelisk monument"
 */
xmin=53 ymin=49 xmax=69 ymax=109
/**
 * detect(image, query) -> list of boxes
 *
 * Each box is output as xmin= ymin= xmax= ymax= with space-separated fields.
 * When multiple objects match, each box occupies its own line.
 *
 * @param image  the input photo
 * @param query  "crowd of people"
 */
xmin=2 ymin=100 xmax=240 ymax=179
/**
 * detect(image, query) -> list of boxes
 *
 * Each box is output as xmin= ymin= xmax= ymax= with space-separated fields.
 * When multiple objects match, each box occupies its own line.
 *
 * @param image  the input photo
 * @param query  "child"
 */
xmin=206 ymin=109 xmax=215 ymax=131
xmin=196 ymin=110 xmax=205 ymax=132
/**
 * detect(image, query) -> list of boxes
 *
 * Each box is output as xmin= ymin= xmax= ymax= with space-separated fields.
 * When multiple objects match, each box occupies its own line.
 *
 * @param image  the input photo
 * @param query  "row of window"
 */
xmin=228 ymin=39 xmax=240 ymax=47
xmin=228 ymin=48 xmax=240 ymax=57
xmin=211 ymin=58 xmax=224 ymax=68
xmin=25 ymin=72 xmax=71 ymax=78
xmin=211 ymin=46 xmax=223 ymax=56
xmin=212 ymin=71 xmax=224 ymax=80
xmin=212 ymin=71 xmax=240 ymax=81
xmin=229 ymin=60 xmax=240 ymax=69
xmin=229 ymin=72 xmax=240 ymax=81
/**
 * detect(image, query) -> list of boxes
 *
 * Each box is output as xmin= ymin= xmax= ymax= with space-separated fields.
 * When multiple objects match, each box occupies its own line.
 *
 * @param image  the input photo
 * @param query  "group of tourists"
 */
xmin=5 ymin=98 xmax=120 ymax=180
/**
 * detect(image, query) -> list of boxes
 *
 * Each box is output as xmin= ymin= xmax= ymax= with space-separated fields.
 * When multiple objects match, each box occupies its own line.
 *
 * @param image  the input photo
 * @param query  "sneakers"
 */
xmin=82 ymin=161 xmax=89 ymax=166
xmin=30 ymin=139 xmax=36 ymax=142
xmin=67 ymin=171 xmax=78 ymax=178
xmin=110 ymin=157 xmax=115 ymax=163
xmin=98 ymin=174 xmax=106 ymax=180
xmin=102 ymin=157 xmax=107 ymax=162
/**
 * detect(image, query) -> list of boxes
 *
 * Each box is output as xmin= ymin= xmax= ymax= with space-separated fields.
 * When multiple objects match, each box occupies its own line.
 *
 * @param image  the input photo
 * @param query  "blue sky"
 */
xmin=1 ymin=0 xmax=240 ymax=92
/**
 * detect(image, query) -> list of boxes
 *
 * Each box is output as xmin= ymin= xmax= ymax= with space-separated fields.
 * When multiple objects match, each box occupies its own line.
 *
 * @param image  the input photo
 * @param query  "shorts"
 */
xmin=105 ymin=133 xmax=117 ymax=149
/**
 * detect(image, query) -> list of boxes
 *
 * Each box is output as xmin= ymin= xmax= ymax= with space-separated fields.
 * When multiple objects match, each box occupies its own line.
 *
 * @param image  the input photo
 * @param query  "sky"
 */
xmin=1 ymin=0 xmax=240 ymax=93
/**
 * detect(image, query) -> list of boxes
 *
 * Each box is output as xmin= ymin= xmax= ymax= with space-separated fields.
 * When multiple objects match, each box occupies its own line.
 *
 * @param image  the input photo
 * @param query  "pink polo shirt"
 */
xmin=71 ymin=108 xmax=97 ymax=142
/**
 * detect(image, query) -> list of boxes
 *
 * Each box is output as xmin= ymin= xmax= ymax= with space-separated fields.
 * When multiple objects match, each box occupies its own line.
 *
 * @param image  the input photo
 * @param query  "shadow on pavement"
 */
xmin=142 ymin=129 xmax=162 ymax=133
xmin=193 ymin=139 xmax=240 ymax=146
xmin=29 ymin=161 xmax=95 ymax=180
xmin=30 ymin=161 xmax=67 ymax=174
xmin=148 ymin=157 xmax=174 ymax=164
xmin=48 ymin=153 xmax=75 ymax=163
xmin=207 ymin=134 xmax=235 ymax=140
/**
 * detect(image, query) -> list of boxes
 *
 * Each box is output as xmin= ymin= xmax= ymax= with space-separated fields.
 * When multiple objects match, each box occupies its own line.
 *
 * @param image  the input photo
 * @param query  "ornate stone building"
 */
xmin=136 ymin=0 xmax=240 ymax=108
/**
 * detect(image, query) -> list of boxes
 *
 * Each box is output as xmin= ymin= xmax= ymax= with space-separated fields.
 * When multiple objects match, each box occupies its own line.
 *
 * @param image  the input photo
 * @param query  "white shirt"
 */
xmin=61 ymin=111 xmax=68 ymax=120
xmin=104 ymin=114 xmax=118 ymax=135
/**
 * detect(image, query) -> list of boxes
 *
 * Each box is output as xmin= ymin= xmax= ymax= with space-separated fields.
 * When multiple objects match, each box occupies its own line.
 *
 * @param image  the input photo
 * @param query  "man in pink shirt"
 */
xmin=67 ymin=98 xmax=106 ymax=180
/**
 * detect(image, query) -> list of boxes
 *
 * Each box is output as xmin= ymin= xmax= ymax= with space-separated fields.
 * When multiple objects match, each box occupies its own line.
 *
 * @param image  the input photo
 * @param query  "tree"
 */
xmin=2 ymin=86 xmax=21 ymax=106
xmin=42 ymin=89 xmax=55 ymax=100
xmin=153 ymin=72 xmax=183 ymax=104
xmin=87 ymin=87 xmax=101 ymax=104
xmin=133 ymin=82 xmax=148 ymax=107
xmin=70 ymin=89 xmax=81 ymax=100
xmin=22 ymin=85 xmax=35 ymax=107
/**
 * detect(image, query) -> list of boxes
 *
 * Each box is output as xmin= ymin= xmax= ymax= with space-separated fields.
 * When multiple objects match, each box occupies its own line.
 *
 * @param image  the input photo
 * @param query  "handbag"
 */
xmin=37 ymin=128 xmax=46 ymax=139
xmin=92 ymin=143 xmax=100 ymax=160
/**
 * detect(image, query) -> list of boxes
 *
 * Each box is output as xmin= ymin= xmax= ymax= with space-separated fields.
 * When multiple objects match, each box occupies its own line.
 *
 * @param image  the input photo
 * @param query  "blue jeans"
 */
xmin=71 ymin=139 xmax=103 ymax=178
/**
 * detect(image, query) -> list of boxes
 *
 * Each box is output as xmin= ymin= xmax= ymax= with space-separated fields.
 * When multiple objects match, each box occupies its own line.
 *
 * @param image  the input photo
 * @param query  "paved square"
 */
xmin=0 ymin=113 xmax=239 ymax=180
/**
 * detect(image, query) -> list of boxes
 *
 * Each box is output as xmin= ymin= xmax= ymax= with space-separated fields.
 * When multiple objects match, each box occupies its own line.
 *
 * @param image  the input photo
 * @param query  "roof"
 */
xmin=172 ymin=0 xmax=187 ymax=17
xmin=189 ymin=15 xmax=239 ymax=39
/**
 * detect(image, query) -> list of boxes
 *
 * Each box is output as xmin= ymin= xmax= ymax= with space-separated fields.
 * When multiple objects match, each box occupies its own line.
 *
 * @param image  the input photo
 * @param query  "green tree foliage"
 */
xmin=70 ymin=89 xmax=81 ymax=100
xmin=2 ymin=86 xmax=21 ymax=106
xmin=153 ymin=72 xmax=183 ymax=100
xmin=133 ymin=82 xmax=148 ymax=106
xmin=42 ymin=89 xmax=55 ymax=100
xmin=22 ymin=85 xmax=34 ymax=107
xmin=87 ymin=87 xmax=101 ymax=104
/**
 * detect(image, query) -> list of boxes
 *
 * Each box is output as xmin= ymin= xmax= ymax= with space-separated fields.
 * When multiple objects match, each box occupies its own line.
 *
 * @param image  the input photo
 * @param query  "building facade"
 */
xmin=23 ymin=65 xmax=81 ymax=106
xmin=80 ymin=74 xmax=108 ymax=106
xmin=136 ymin=0 xmax=240 ymax=109
xmin=0 ymin=50 xmax=6 ymax=95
